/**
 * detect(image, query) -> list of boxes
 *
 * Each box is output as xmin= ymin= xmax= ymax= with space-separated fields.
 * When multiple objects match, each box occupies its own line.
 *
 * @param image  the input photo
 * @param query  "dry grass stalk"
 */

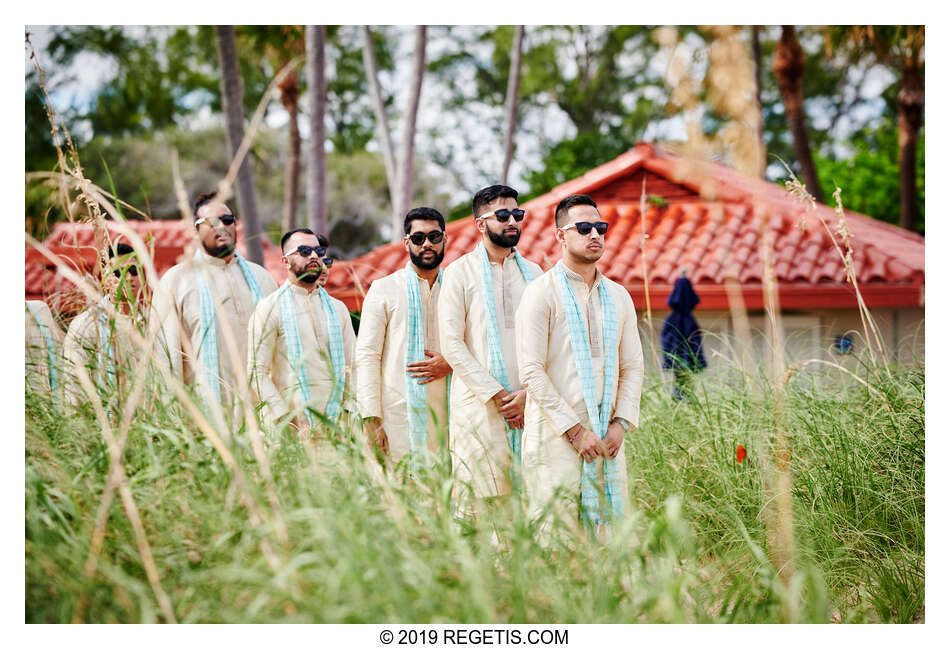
xmin=755 ymin=203 xmax=797 ymax=617
xmin=638 ymin=177 xmax=659 ymax=371
xmin=657 ymin=25 xmax=801 ymax=615
xmin=723 ymin=276 xmax=754 ymax=373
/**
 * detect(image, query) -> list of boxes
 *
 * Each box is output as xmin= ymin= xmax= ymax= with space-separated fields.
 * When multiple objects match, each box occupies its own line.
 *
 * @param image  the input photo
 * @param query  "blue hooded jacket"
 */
xmin=661 ymin=276 xmax=707 ymax=371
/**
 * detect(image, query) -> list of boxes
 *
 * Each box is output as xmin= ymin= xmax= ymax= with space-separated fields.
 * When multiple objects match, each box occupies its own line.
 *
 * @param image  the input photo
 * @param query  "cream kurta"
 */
xmin=439 ymin=247 xmax=543 ymax=498
xmin=25 ymin=301 xmax=64 ymax=396
xmin=516 ymin=263 xmax=644 ymax=521
xmin=152 ymin=249 xmax=277 ymax=412
xmin=355 ymin=267 xmax=447 ymax=463
xmin=247 ymin=282 xmax=356 ymax=428
xmin=63 ymin=297 xmax=141 ymax=407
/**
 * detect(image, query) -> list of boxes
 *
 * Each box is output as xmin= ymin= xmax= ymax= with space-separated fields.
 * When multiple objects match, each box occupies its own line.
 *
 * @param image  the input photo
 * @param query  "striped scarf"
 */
xmin=476 ymin=242 xmax=535 ymax=491
xmin=95 ymin=307 xmax=117 ymax=392
xmin=277 ymin=281 xmax=314 ymax=426
xmin=26 ymin=302 xmax=59 ymax=392
xmin=555 ymin=263 xmax=623 ymax=527
xmin=404 ymin=262 xmax=443 ymax=474
xmin=318 ymin=286 xmax=347 ymax=420
xmin=194 ymin=249 xmax=265 ymax=403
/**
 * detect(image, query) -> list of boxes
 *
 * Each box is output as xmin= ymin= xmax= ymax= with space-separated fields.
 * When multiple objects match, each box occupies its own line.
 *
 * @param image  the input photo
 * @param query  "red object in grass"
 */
xmin=736 ymin=445 xmax=747 ymax=463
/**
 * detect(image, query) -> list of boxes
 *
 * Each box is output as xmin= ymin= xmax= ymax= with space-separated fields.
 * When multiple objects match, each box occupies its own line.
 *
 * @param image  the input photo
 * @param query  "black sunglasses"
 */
xmin=195 ymin=214 xmax=236 ymax=227
xmin=562 ymin=221 xmax=609 ymax=236
xmin=322 ymin=257 xmax=333 ymax=268
xmin=481 ymin=208 xmax=525 ymax=223
xmin=288 ymin=245 xmax=328 ymax=258
xmin=406 ymin=230 xmax=444 ymax=246
xmin=113 ymin=265 xmax=139 ymax=278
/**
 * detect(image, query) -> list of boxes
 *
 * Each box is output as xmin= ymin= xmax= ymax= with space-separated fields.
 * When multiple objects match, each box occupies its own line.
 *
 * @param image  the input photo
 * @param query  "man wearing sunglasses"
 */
xmin=356 ymin=207 xmax=452 ymax=471
xmin=312 ymin=233 xmax=332 ymax=288
xmin=152 ymin=191 xmax=278 ymax=418
xmin=63 ymin=242 xmax=147 ymax=407
xmin=516 ymin=194 xmax=644 ymax=537
xmin=439 ymin=185 xmax=542 ymax=513
xmin=247 ymin=228 xmax=356 ymax=434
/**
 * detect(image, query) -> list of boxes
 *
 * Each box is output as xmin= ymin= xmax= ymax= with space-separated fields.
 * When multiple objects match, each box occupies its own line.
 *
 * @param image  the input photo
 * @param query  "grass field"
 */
xmin=25 ymin=353 xmax=924 ymax=623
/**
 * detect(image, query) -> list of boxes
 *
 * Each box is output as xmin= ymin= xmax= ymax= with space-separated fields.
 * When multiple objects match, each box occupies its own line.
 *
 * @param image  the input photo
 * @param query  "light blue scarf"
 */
xmin=404 ymin=262 xmax=443 ymax=474
xmin=555 ymin=262 xmax=623 ymax=527
xmin=26 ymin=302 xmax=59 ymax=392
xmin=194 ymin=249 xmax=265 ymax=403
xmin=276 ymin=281 xmax=346 ymax=425
xmin=96 ymin=308 xmax=117 ymax=392
xmin=318 ymin=286 xmax=347 ymax=420
xmin=277 ymin=281 xmax=314 ymax=426
xmin=476 ymin=242 xmax=535 ymax=491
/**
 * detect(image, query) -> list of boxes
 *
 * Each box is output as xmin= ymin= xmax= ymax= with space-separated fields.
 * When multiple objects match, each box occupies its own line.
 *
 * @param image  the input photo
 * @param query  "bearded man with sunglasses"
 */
xmin=356 ymin=207 xmax=452 ymax=472
xmin=63 ymin=242 xmax=147 ymax=407
xmin=439 ymin=185 xmax=542 ymax=512
xmin=247 ymin=228 xmax=356 ymax=434
xmin=516 ymin=194 xmax=644 ymax=538
xmin=152 ymin=192 xmax=278 ymax=417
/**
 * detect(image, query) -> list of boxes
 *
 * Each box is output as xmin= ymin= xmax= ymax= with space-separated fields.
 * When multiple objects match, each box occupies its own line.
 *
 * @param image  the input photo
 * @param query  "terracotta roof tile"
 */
xmin=28 ymin=143 xmax=925 ymax=312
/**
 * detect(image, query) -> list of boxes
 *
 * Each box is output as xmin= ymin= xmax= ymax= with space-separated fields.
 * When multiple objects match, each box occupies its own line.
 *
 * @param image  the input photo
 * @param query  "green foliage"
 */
xmin=25 ymin=352 xmax=924 ymax=622
xmin=814 ymin=121 xmax=925 ymax=234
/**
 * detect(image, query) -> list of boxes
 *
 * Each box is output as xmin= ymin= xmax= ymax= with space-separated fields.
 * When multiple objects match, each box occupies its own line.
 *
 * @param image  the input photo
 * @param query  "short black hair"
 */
xmin=281 ymin=227 xmax=318 ymax=253
xmin=472 ymin=185 xmax=518 ymax=219
xmin=107 ymin=242 xmax=135 ymax=258
xmin=193 ymin=191 xmax=222 ymax=221
xmin=317 ymin=233 xmax=329 ymax=248
xmin=555 ymin=194 xmax=598 ymax=227
xmin=404 ymin=207 xmax=446 ymax=235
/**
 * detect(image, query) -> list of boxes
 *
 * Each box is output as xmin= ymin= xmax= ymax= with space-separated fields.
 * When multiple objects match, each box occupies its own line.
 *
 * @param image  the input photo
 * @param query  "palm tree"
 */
xmin=214 ymin=25 xmax=265 ymax=264
xmin=772 ymin=26 xmax=824 ymax=203
xmin=363 ymin=26 xmax=427 ymax=243
xmin=835 ymin=26 xmax=924 ymax=233
xmin=305 ymin=25 xmax=328 ymax=237
xmin=501 ymin=26 xmax=525 ymax=185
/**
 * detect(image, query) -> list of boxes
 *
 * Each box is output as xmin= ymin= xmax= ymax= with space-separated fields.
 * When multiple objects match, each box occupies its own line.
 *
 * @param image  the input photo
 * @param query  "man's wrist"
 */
xmin=610 ymin=417 xmax=632 ymax=433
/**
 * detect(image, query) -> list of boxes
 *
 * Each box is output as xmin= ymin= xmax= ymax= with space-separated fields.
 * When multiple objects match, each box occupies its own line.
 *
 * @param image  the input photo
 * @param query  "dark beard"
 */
xmin=205 ymin=241 xmax=235 ymax=258
xmin=486 ymin=226 xmax=520 ymax=248
xmin=410 ymin=247 xmax=444 ymax=270
xmin=295 ymin=266 xmax=322 ymax=284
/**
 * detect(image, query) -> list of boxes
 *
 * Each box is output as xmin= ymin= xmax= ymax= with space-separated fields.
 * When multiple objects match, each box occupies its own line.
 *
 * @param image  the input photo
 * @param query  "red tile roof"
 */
xmin=26 ymin=143 xmax=925 ymax=314
xmin=322 ymin=142 xmax=924 ymax=311
xmin=26 ymin=219 xmax=290 ymax=313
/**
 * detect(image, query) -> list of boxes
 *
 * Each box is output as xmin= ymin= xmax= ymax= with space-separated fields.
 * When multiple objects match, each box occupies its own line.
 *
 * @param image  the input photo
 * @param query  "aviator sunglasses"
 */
xmin=479 ymin=208 xmax=525 ymax=223
xmin=405 ymin=230 xmax=444 ymax=246
xmin=194 ymin=214 xmax=236 ymax=227
xmin=560 ymin=221 xmax=609 ymax=236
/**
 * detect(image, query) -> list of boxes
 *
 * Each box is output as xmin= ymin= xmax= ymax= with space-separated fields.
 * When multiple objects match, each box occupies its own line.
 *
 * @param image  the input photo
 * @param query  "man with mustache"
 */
xmin=439 ymin=185 xmax=542 ymax=513
xmin=356 ymin=207 xmax=452 ymax=472
xmin=247 ymin=228 xmax=356 ymax=433
xmin=516 ymin=194 xmax=644 ymax=536
xmin=63 ymin=242 xmax=147 ymax=408
xmin=152 ymin=192 xmax=277 ymax=419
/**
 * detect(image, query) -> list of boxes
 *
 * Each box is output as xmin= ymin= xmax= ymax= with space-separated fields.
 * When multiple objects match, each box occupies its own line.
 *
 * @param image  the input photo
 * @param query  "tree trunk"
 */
xmin=214 ymin=25 xmax=265 ymax=264
xmin=897 ymin=60 xmax=923 ymax=232
xmin=361 ymin=26 xmax=399 ymax=222
xmin=393 ymin=26 xmax=427 ymax=243
xmin=306 ymin=25 xmax=328 ymax=236
xmin=501 ymin=26 xmax=525 ymax=185
xmin=773 ymin=25 xmax=824 ymax=203
xmin=279 ymin=66 xmax=301 ymax=234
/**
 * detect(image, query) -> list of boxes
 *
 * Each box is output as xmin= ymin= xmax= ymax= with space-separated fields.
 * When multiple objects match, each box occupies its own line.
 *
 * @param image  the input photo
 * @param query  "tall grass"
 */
xmin=25 ymin=30 xmax=923 ymax=624
xmin=25 ymin=349 xmax=923 ymax=623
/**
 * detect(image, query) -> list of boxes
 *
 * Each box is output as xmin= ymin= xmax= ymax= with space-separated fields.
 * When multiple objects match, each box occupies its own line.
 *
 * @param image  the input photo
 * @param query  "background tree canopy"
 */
xmin=25 ymin=24 xmax=924 ymax=254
